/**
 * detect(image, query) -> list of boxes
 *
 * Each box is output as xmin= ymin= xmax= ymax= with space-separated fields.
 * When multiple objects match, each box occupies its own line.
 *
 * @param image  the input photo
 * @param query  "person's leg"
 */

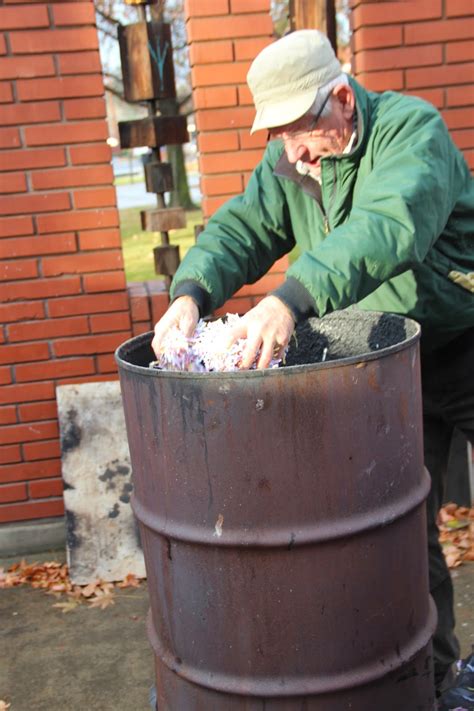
xmin=422 ymin=408 xmax=460 ymax=691
xmin=421 ymin=329 xmax=474 ymax=692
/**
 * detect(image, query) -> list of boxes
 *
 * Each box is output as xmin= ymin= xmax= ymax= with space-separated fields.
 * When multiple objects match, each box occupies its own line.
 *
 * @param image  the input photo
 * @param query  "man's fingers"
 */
xmin=151 ymin=334 xmax=161 ymax=358
xmin=256 ymin=338 xmax=275 ymax=370
xmin=240 ymin=333 xmax=262 ymax=370
xmin=179 ymin=314 xmax=198 ymax=338
xmin=222 ymin=322 xmax=248 ymax=350
xmin=151 ymin=297 xmax=199 ymax=358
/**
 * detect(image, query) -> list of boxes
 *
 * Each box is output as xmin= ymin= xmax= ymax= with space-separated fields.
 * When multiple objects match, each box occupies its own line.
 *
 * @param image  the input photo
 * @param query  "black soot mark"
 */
xmin=66 ymin=510 xmax=80 ymax=549
xmin=119 ymin=481 xmax=133 ymax=504
xmin=108 ymin=503 xmax=120 ymax=519
xmin=99 ymin=461 xmax=131 ymax=491
xmin=133 ymin=518 xmax=142 ymax=549
xmin=61 ymin=408 xmax=82 ymax=453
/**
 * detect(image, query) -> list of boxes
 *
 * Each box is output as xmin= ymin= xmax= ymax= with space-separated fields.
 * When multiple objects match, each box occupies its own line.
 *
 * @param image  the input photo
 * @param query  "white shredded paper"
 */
xmin=149 ymin=314 xmax=283 ymax=373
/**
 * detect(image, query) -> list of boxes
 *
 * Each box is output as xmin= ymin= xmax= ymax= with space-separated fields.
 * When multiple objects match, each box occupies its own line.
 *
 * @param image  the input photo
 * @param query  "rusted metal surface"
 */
xmin=115 ymin=311 xmax=436 ymax=710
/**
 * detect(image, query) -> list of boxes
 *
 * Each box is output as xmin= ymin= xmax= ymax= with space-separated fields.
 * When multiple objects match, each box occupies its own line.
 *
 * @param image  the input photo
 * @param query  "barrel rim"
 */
xmin=115 ymin=311 xmax=421 ymax=378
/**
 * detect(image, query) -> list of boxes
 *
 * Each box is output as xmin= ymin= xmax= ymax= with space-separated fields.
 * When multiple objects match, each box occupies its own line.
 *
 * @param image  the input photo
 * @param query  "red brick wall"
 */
xmin=185 ymin=0 xmax=273 ymax=217
xmin=0 ymin=0 xmax=134 ymax=524
xmin=3 ymin=1 xmax=473 ymax=528
xmin=184 ymin=0 xmax=289 ymax=315
xmin=351 ymin=0 xmax=474 ymax=170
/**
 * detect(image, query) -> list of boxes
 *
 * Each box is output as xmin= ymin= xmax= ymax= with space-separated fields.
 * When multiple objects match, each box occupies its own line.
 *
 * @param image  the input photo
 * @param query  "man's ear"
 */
xmin=334 ymin=84 xmax=355 ymax=121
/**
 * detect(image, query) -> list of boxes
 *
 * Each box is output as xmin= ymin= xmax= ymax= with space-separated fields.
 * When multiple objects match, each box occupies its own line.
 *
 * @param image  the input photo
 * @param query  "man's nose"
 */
xmin=284 ymin=139 xmax=308 ymax=164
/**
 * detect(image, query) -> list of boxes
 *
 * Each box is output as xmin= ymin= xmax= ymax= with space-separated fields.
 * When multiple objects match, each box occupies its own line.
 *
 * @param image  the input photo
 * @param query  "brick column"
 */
xmin=0 ymin=1 xmax=133 ymax=525
xmin=351 ymin=0 xmax=474 ymax=170
xmin=184 ymin=0 xmax=289 ymax=313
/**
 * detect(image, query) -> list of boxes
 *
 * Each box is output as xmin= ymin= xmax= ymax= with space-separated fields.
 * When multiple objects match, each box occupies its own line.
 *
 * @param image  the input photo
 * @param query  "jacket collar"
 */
xmin=273 ymin=151 xmax=323 ymax=204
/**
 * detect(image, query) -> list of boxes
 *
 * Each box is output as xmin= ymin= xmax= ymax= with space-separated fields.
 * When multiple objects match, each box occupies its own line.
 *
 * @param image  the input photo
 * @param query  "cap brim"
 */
xmin=250 ymin=87 xmax=319 ymax=134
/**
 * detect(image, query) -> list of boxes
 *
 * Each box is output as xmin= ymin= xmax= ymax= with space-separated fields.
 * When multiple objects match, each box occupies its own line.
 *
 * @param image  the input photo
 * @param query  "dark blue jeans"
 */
xmin=421 ymin=328 xmax=474 ymax=690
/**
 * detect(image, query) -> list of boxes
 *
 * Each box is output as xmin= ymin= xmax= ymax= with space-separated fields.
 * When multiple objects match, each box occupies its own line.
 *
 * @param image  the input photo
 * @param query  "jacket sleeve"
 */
xmin=170 ymin=145 xmax=295 ymax=314
xmin=273 ymin=101 xmax=471 ymax=319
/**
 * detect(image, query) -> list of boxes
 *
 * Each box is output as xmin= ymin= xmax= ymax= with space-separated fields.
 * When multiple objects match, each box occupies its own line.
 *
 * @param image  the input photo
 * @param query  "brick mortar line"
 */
xmin=47 ymin=4 xmax=55 ymax=30
xmin=4 ymin=30 xmax=12 ymax=56
xmin=0 ymin=494 xmax=63 ymax=504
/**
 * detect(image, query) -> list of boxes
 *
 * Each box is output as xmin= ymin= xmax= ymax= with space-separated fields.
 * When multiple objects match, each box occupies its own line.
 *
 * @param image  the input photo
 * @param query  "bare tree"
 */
xmin=94 ymin=0 xmax=196 ymax=209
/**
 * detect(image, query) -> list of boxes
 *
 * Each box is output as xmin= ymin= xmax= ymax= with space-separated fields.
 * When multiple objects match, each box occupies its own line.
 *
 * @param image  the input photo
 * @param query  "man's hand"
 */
xmin=225 ymin=295 xmax=295 ymax=370
xmin=151 ymin=296 xmax=199 ymax=358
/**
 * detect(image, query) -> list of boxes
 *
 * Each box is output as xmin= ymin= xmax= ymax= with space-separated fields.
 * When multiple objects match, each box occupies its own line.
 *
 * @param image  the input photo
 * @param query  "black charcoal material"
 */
xmin=284 ymin=311 xmax=409 ymax=367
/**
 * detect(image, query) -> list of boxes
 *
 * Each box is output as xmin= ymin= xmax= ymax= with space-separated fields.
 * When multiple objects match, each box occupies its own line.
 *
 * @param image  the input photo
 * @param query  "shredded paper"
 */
xmin=149 ymin=314 xmax=283 ymax=373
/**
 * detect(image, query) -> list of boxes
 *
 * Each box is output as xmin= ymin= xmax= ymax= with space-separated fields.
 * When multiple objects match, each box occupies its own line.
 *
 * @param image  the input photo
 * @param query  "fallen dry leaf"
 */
xmin=438 ymin=503 xmax=474 ymax=569
xmin=80 ymin=582 xmax=100 ymax=598
xmin=0 ymin=559 xmax=143 ymax=610
xmin=52 ymin=599 xmax=81 ymax=614
xmin=117 ymin=574 xmax=140 ymax=589
xmin=88 ymin=590 xmax=115 ymax=610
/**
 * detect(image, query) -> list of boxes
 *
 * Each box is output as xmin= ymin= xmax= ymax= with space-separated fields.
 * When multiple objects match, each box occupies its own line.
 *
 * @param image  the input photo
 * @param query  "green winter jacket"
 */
xmin=171 ymin=77 xmax=474 ymax=351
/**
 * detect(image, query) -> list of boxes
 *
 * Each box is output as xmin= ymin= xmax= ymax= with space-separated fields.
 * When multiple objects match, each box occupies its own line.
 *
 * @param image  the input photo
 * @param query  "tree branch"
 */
xmin=177 ymin=93 xmax=192 ymax=109
xmin=103 ymin=70 xmax=123 ymax=85
xmin=104 ymin=84 xmax=126 ymax=101
xmin=104 ymin=83 xmax=148 ymax=109
xmin=95 ymin=6 xmax=121 ymax=25
xmin=97 ymin=24 xmax=119 ymax=41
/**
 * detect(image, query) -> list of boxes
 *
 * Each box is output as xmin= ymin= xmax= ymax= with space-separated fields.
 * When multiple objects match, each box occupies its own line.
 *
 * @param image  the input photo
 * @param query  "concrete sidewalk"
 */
xmin=1 ymin=550 xmax=473 ymax=711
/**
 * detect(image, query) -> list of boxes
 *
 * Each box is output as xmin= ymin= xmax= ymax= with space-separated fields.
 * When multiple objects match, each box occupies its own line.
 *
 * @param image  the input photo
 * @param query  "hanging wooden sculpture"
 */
xmin=118 ymin=14 xmax=189 ymax=286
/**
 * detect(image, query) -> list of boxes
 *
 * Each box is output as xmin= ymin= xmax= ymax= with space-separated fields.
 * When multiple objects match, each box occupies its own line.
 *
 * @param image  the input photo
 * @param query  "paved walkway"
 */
xmin=1 ymin=551 xmax=473 ymax=711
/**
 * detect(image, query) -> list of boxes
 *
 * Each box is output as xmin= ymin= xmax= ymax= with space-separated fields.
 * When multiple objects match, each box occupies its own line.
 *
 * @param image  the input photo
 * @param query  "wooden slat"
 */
xmin=194 ymin=224 xmax=205 ymax=242
xmin=153 ymin=244 xmax=180 ymax=276
xmin=145 ymin=162 xmax=174 ymax=194
xmin=141 ymin=207 xmax=187 ymax=232
xmin=118 ymin=22 xmax=176 ymax=102
xmin=119 ymin=116 xmax=189 ymax=149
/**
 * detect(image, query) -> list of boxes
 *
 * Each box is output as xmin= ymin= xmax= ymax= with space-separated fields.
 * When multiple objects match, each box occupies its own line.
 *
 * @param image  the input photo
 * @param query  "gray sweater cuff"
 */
xmin=271 ymin=277 xmax=318 ymax=323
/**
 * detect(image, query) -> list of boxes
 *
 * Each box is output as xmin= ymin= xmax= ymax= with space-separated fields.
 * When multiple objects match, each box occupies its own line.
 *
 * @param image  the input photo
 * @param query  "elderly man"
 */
xmin=152 ymin=30 xmax=474 ymax=698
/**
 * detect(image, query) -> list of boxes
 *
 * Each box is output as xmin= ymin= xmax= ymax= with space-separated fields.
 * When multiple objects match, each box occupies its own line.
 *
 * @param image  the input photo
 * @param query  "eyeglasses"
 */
xmin=268 ymin=91 xmax=332 ymax=143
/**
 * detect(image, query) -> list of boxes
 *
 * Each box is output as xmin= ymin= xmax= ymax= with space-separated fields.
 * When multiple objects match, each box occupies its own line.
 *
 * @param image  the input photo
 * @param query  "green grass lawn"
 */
xmin=119 ymin=205 xmax=300 ymax=283
xmin=119 ymin=206 xmax=203 ymax=283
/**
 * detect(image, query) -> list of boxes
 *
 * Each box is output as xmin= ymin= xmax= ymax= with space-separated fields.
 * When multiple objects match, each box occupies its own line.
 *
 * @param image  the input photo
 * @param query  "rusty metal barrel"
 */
xmin=115 ymin=310 xmax=436 ymax=710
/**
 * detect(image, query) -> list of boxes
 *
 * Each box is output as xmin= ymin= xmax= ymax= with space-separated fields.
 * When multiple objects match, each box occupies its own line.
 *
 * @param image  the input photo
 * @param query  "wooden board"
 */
xmin=145 ymin=162 xmax=174 ymax=194
xmin=118 ymin=22 xmax=176 ymax=102
xmin=141 ymin=207 xmax=187 ymax=232
xmin=119 ymin=116 xmax=189 ymax=149
xmin=194 ymin=224 xmax=205 ymax=241
xmin=153 ymin=244 xmax=181 ymax=276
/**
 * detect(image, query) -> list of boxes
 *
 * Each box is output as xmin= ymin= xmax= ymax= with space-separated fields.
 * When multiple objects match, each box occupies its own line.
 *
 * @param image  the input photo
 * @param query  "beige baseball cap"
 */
xmin=247 ymin=30 xmax=342 ymax=134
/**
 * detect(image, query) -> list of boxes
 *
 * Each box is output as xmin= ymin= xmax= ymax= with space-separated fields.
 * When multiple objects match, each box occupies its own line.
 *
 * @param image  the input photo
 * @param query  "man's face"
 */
xmin=268 ymin=85 xmax=355 ymax=178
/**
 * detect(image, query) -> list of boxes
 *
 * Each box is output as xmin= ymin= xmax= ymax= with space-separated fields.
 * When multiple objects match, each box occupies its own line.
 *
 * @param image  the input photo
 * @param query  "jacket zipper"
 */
xmin=320 ymin=159 xmax=337 ymax=234
xmin=323 ymin=214 xmax=330 ymax=234
xmin=327 ymin=161 xmax=338 ymax=231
